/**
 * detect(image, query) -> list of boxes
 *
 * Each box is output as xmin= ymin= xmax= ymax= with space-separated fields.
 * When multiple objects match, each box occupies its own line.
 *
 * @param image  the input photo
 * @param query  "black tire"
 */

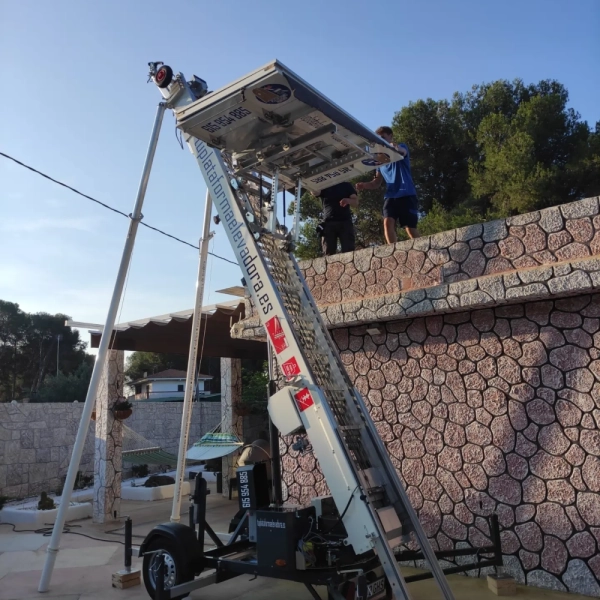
xmin=142 ymin=535 xmax=194 ymax=600
xmin=155 ymin=65 xmax=173 ymax=88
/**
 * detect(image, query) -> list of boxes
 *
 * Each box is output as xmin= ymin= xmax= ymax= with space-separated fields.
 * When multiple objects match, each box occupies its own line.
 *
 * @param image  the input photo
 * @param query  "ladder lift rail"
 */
xmin=185 ymin=134 xmax=414 ymax=600
xmin=151 ymin=62 xmax=455 ymax=600
xmin=255 ymin=220 xmax=455 ymax=600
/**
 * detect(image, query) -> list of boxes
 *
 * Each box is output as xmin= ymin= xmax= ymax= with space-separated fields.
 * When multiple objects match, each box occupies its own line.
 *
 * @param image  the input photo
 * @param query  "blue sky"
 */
xmin=1 ymin=0 xmax=599 ymax=338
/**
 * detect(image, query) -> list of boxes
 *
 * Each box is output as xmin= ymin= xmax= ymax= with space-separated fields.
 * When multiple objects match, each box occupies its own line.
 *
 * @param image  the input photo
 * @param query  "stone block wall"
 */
xmin=0 ymin=403 xmax=95 ymax=499
xmin=278 ymin=295 xmax=600 ymax=595
xmin=0 ymin=400 xmax=221 ymax=499
xmin=126 ymin=401 xmax=221 ymax=458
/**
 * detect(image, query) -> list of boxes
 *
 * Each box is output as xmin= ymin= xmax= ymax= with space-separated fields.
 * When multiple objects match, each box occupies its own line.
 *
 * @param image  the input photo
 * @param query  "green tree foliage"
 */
xmin=394 ymin=78 xmax=600 ymax=215
xmin=0 ymin=300 xmax=91 ymax=401
xmin=239 ymin=359 xmax=269 ymax=414
xmin=34 ymin=362 xmax=93 ymax=403
xmin=293 ymin=78 xmax=599 ymax=259
xmin=124 ymin=351 xmax=188 ymax=381
xmin=241 ymin=359 xmax=268 ymax=401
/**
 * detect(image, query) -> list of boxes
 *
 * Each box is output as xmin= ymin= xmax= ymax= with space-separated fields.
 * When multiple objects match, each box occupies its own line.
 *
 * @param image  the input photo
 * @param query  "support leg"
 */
xmin=293 ymin=177 xmax=302 ymax=243
xmin=267 ymin=169 xmax=279 ymax=233
xmin=170 ymin=190 xmax=213 ymax=523
xmin=267 ymin=344 xmax=283 ymax=506
xmin=38 ymin=102 xmax=166 ymax=593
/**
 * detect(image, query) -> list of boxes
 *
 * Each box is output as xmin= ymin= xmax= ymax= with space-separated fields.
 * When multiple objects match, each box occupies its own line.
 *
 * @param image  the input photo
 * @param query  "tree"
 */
xmin=239 ymin=359 xmax=269 ymax=414
xmin=124 ymin=351 xmax=188 ymax=382
xmin=292 ymin=78 xmax=600 ymax=259
xmin=35 ymin=362 xmax=93 ymax=403
xmin=469 ymin=85 xmax=599 ymax=214
xmin=392 ymin=98 xmax=470 ymax=213
xmin=0 ymin=300 xmax=91 ymax=401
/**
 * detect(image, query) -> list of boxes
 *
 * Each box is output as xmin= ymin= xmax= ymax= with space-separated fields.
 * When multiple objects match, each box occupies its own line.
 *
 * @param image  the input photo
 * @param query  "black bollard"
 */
xmin=124 ymin=517 xmax=132 ymax=572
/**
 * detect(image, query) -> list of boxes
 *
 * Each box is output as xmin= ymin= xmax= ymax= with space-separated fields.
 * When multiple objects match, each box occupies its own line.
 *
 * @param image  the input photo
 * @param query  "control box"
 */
xmin=256 ymin=506 xmax=315 ymax=573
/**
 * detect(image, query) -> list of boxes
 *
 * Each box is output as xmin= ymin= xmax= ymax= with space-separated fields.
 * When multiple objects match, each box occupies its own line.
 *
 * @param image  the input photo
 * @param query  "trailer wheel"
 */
xmin=142 ymin=536 xmax=194 ymax=599
xmin=155 ymin=65 xmax=173 ymax=88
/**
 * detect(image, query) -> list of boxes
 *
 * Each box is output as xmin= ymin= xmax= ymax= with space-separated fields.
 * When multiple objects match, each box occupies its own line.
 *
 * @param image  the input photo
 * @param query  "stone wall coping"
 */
xmin=232 ymin=255 xmax=600 ymax=339
xmin=294 ymin=196 xmax=600 ymax=307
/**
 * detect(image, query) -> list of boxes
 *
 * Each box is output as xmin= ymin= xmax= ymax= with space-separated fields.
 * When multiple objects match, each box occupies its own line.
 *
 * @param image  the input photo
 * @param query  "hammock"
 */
xmin=121 ymin=422 xmax=242 ymax=465
xmin=186 ymin=428 xmax=243 ymax=462
xmin=121 ymin=424 xmax=180 ymax=465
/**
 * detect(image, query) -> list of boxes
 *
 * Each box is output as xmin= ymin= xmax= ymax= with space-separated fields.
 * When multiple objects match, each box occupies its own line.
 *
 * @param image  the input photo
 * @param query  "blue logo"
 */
xmin=362 ymin=153 xmax=390 ymax=166
xmin=252 ymin=84 xmax=291 ymax=105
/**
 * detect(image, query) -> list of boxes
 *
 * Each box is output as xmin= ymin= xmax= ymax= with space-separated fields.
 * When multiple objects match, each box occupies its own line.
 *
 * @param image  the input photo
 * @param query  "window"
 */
xmin=135 ymin=384 xmax=142 ymax=394
xmin=177 ymin=384 xmax=184 ymax=392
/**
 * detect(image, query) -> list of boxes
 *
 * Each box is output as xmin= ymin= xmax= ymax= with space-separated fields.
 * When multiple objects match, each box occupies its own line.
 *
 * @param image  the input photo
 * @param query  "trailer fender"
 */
xmin=139 ymin=522 xmax=202 ymax=566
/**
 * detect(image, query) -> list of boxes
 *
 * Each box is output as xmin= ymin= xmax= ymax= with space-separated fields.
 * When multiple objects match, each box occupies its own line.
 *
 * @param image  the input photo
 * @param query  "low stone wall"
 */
xmin=299 ymin=196 xmax=600 ymax=302
xmin=0 ymin=400 xmax=221 ymax=499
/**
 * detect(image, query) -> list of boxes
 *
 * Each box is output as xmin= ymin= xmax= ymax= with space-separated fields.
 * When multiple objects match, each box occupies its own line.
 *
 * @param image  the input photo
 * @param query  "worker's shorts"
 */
xmin=383 ymin=195 xmax=419 ymax=229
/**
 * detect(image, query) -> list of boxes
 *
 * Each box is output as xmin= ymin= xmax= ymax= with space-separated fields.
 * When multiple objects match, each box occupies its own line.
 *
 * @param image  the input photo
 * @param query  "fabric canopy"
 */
xmin=186 ymin=432 xmax=243 ymax=461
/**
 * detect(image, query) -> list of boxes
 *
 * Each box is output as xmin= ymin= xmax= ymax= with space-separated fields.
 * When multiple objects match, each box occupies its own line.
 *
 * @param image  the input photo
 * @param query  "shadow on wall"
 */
xmin=279 ymin=294 xmax=600 ymax=596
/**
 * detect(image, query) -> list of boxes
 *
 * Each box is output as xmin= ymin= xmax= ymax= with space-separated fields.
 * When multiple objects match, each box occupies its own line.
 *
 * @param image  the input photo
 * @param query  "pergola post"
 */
xmin=220 ymin=357 xmax=243 ymax=499
xmin=93 ymin=350 xmax=125 ymax=523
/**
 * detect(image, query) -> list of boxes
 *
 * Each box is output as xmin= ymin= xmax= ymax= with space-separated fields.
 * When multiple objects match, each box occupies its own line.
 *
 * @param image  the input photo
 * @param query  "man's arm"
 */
xmin=395 ymin=143 xmax=408 ymax=157
xmin=340 ymin=193 xmax=358 ymax=208
xmin=355 ymin=171 xmax=383 ymax=191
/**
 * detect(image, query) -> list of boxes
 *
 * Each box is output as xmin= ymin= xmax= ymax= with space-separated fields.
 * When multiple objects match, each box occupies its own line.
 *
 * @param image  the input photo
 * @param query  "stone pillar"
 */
xmin=93 ymin=350 xmax=124 ymax=523
xmin=220 ymin=357 xmax=242 ymax=499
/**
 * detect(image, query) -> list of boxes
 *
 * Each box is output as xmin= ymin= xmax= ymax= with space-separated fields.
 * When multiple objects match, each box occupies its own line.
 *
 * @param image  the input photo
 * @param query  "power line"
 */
xmin=0 ymin=151 xmax=239 ymax=267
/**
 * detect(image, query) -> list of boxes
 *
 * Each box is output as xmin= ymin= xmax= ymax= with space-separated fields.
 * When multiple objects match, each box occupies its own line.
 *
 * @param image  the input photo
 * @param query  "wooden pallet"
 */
xmin=112 ymin=569 xmax=141 ymax=590
xmin=487 ymin=574 xmax=517 ymax=596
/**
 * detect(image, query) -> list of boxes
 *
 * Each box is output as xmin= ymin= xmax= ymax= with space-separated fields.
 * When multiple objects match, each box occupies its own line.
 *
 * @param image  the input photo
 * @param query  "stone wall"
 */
xmin=233 ymin=196 xmax=600 ymax=596
xmin=279 ymin=295 xmax=600 ymax=595
xmin=126 ymin=401 xmax=221 ymax=458
xmin=299 ymin=196 xmax=600 ymax=304
xmin=0 ymin=403 xmax=95 ymax=500
xmin=0 ymin=400 xmax=221 ymax=499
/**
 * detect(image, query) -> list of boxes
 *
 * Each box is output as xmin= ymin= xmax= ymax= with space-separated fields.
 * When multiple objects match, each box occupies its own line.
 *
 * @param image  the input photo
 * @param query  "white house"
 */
xmin=128 ymin=369 xmax=213 ymax=401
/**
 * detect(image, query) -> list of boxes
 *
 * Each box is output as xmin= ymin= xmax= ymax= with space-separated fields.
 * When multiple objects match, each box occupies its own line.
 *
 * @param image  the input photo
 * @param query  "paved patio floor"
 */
xmin=0 ymin=484 xmax=594 ymax=600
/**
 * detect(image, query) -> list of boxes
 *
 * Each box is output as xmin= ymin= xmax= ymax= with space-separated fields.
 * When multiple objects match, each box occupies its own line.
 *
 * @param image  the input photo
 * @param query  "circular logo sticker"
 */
xmin=362 ymin=153 xmax=391 ymax=166
xmin=252 ymin=84 xmax=291 ymax=105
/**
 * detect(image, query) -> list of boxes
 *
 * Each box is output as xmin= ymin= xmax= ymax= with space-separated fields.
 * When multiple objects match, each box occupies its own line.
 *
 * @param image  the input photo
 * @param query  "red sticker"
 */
xmin=265 ymin=316 xmax=288 ymax=354
xmin=282 ymin=356 xmax=301 ymax=379
xmin=294 ymin=388 xmax=314 ymax=412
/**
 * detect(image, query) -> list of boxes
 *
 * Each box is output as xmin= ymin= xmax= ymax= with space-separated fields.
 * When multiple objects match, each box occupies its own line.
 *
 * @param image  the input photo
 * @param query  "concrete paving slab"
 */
xmin=16 ymin=596 xmax=80 ymax=600
xmin=0 ymin=532 xmax=47 ymax=552
xmin=0 ymin=545 xmax=119 ymax=579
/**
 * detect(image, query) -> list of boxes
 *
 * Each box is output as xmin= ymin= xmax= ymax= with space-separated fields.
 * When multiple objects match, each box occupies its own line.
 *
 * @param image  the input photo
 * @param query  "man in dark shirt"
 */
xmin=314 ymin=181 xmax=358 ymax=256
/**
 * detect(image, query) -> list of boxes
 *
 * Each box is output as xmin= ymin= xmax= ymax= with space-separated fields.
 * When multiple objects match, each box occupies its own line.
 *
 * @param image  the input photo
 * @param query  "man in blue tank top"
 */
xmin=355 ymin=126 xmax=420 ymax=243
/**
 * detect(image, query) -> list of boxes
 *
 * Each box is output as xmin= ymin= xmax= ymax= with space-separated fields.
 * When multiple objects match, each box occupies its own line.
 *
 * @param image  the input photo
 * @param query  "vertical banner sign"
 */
xmin=237 ymin=468 xmax=251 ymax=511
xmin=265 ymin=316 xmax=289 ymax=354
xmin=294 ymin=388 xmax=314 ymax=412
